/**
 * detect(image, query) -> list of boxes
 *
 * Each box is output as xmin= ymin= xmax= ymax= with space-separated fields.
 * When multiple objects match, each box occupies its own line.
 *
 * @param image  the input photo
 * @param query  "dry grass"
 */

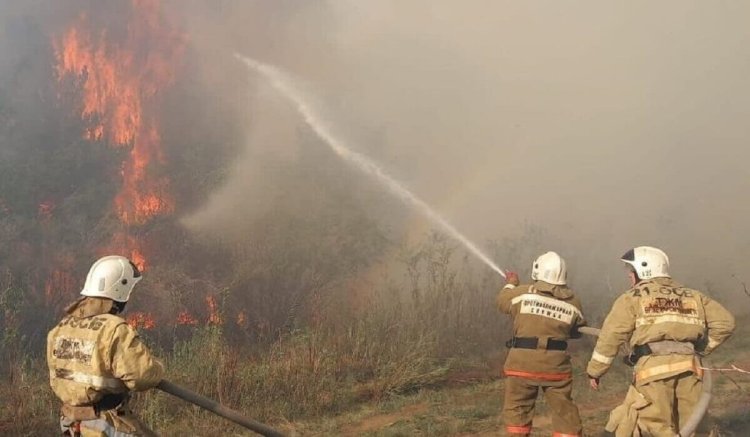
xmin=2 ymin=237 xmax=748 ymax=435
xmin=7 ymin=318 xmax=748 ymax=436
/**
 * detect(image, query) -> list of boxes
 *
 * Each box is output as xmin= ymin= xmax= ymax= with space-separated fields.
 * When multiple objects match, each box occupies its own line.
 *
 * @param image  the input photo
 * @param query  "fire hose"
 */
xmin=156 ymin=328 xmax=710 ymax=437
xmin=157 ymin=380 xmax=286 ymax=437
xmin=578 ymin=327 xmax=711 ymax=437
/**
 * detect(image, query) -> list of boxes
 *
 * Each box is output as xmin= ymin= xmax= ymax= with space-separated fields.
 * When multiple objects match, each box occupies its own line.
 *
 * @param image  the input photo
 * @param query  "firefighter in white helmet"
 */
xmin=587 ymin=246 xmax=735 ymax=436
xmin=497 ymin=251 xmax=586 ymax=436
xmin=47 ymin=256 xmax=164 ymax=436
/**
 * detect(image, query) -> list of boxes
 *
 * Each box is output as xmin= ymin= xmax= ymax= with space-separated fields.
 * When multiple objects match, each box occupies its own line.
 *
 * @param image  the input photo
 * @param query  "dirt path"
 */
xmin=339 ymin=402 xmax=430 ymax=435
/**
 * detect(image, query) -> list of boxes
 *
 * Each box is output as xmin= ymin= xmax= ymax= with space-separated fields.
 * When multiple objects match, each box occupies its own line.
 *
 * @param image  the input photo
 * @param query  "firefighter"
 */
xmin=497 ymin=251 xmax=586 ymax=437
xmin=587 ymin=246 xmax=735 ymax=436
xmin=47 ymin=256 xmax=164 ymax=436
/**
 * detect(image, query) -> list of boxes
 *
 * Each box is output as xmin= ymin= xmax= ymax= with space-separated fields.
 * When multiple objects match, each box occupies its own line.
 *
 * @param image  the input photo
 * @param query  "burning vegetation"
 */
xmin=54 ymin=0 xmax=185 ymax=273
xmin=1 ymin=1 xmax=749 ymax=435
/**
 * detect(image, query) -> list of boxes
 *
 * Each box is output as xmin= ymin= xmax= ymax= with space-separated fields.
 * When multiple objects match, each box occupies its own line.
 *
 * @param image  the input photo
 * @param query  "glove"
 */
xmin=505 ymin=271 xmax=520 ymax=287
xmin=622 ymin=354 xmax=637 ymax=367
xmin=588 ymin=375 xmax=600 ymax=390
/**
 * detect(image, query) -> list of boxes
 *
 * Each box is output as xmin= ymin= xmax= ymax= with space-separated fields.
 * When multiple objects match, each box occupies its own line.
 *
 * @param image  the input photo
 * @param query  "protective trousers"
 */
xmin=502 ymin=376 xmax=582 ymax=436
xmin=606 ymin=372 xmax=702 ymax=437
xmin=61 ymin=409 xmax=157 ymax=437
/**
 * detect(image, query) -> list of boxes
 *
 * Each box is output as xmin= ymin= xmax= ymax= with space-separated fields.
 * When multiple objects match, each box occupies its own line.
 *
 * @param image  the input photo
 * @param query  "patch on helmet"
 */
xmin=53 ymin=337 xmax=95 ymax=364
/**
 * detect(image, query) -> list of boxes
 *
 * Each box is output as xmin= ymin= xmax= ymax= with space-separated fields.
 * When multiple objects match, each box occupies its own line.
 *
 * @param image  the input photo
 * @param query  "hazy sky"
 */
xmin=3 ymin=1 xmax=747 ymax=302
xmin=176 ymin=1 xmax=750 ymax=300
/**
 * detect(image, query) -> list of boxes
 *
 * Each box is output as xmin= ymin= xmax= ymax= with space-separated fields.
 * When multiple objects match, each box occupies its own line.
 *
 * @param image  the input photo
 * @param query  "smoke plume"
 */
xmin=175 ymin=1 xmax=750 ymax=305
xmin=3 ymin=0 xmax=749 ymax=313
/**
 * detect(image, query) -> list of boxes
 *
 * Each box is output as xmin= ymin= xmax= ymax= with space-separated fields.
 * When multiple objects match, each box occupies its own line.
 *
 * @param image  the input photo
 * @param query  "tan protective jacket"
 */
xmin=587 ymin=277 xmax=735 ymax=384
xmin=497 ymin=281 xmax=586 ymax=379
xmin=47 ymin=297 xmax=164 ymax=406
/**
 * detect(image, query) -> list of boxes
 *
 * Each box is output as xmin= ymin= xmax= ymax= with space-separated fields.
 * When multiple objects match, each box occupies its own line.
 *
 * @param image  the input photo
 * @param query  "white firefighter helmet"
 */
xmin=80 ymin=255 xmax=142 ymax=302
xmin=620 ymin=246 xmax=670 ymax=280
xmin=531 ymin=251 xmax=567 ymax=285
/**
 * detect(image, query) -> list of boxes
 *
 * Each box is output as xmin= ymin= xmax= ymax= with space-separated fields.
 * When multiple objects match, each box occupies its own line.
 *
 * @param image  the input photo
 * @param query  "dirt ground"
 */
xmin=287 ymin=332 xmax=750 ymax=436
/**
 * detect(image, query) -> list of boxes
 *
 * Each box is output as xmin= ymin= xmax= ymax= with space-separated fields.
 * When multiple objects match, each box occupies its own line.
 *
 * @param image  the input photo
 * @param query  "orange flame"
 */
xmin=127 ymin=312 xmax=156 ymax=330
xmin=54 ymin=0 xmax=185 ymax=269
xmin=176 ymin=310 xmax=199 ymax=326
xmin=55 ymin=24 xmax=141 ymax=146
xmin=130 ymin=246 xmax=148 ymax=273
xmin=206 ymin=295 xmax=222 ymax=325
xmin=103 ymin=233 xmax=148 ymax=272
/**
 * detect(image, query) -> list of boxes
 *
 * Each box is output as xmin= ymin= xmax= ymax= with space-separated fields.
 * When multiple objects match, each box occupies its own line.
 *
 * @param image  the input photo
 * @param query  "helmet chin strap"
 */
xmin=625 ymin=264 xmax=641 ymax=286
xmin=110 ymin=300 xmax=127 ymax=315
xmin=628 ymin=270 xmax=640 ymax=286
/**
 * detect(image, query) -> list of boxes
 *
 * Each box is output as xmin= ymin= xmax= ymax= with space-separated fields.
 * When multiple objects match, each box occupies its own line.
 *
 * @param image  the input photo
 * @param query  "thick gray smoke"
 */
xmin=178 ymin=1 xmax=750 ymax=305
xmin=0 ymin=0 xmax=747 ymax=318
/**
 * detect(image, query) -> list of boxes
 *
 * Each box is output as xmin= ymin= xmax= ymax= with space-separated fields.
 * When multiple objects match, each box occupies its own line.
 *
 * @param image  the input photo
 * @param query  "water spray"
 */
xmin=235 ymin=54 xmax=505 ymax=278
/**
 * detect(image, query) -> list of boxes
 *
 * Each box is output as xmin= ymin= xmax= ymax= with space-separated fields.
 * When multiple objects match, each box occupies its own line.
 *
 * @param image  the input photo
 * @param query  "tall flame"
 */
xmin=54 ymin=0 xmax=185 ymax=269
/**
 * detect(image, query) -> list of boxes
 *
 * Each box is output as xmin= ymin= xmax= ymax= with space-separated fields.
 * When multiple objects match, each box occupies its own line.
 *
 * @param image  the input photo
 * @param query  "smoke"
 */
xmin=174 ymin=1 xmax=750 ymax=305
xmin=3 ymin=1 xmax=750 ymax=311
xmin=235 ymin=54 xmax=506 ymax=277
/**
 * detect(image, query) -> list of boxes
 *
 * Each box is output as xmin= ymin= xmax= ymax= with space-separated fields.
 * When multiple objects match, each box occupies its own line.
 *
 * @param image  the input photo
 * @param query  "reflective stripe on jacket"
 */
xmin=497 ymin=281 xmax=586 ymax=378
xmin=587 ymin=277 xmax=734 ymax=384
xmin=47 ymin=298 xmax=164 ymax=406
